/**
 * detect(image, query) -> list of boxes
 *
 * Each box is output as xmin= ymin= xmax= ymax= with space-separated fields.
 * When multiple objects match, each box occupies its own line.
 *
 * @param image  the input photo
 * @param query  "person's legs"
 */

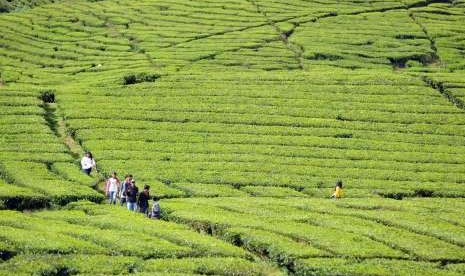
xmin=127 ymin=202 xmax=136 ymax=211
xmin=120 ymin=197 xmax=126 ymax=206
xmin=108 ymin=191 xmax=114 ymax=204
xmin=112 ymin=191 xmax=118 ymax=204
xmin=83 ymin=168 xmax=91 ymax=175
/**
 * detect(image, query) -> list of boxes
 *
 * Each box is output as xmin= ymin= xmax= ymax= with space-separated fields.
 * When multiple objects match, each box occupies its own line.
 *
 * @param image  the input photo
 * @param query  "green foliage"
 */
xmin=0 ymin=254 xmax=142 ymax=275
xmin=0 ymin=0 xmax=12 ymax=13
xmin=294 ymin=258 xmax=461 ymax=276
xmin=0 ymin=179 xmax=48 ymax=210
xmin=38 ymin=89 xmax=55 ymax=103
xmin=50 ymin=162 xmax=96 ymax=186
xmin=142 ymin=257 xmax=282 ymax=275
xmin=0 ymin=0 xmax=59 ymax=13
xmin=123 ymin=72 xmax=161 ymax=85
xmin=162 ymin=197 xmax=465 ymax=274
xmin=222 ymin=227 xmax=326 ymax=261
xmin=240 ymin=186 xmax=305 ymax=197
xmin=0 ymin=0 xmax=465 ymax=274
xmin=0 ymin=202 xmax=279 ymax=275
xmin=0 ymin=162 xmax=103 ymax=205
xmin=173 ymin=182 xmax=247 ymax=197
xmin=0 ymin=255 xmax=281 ymax=276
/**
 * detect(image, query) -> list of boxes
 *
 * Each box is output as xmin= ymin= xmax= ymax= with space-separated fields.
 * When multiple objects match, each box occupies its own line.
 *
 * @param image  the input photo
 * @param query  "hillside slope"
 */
xmin=1 ymin=0 xmax=465 ymax=275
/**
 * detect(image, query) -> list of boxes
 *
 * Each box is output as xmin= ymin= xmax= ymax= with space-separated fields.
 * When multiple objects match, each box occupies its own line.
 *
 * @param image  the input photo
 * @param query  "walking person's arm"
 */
xmin=123 ymin=185 xmax=128 ymax=197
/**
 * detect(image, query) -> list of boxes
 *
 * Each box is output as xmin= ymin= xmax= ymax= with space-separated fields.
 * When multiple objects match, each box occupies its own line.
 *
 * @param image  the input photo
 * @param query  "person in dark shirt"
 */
xmin=138 ymin=185 xmax=150 ymax=215
xmin=125 ymin=180 xmax=138 ymax=211
xmin=119 ymin=174 xmax=133 ymax=206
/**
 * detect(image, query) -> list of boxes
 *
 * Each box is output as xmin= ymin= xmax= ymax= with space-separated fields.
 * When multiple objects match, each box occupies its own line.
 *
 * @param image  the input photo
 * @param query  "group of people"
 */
xmin=105 ymin=172 xmax=161 ymax=219
xmin=82 ymin=152 xmax=343 ymax=210
xmin=81 ymin=152 xmax=161 ymax=218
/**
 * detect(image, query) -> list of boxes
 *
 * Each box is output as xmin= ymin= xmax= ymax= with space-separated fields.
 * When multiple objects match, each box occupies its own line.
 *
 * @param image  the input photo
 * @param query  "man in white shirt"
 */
xmin=81 ymin=152 xmax=96 ymax=175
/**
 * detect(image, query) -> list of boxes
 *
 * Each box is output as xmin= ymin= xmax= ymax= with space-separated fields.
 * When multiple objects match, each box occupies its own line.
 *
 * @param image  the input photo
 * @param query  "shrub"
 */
xmin=50 ymin=162 xmax=96 ymax=187
xmin=0 ymin=254 xmax=139 ymax=275
xmin=414 ymin=189 xmax=434 ymax=198
xmin=0 ymin=162 xmax=104 ymax=206
xmin=294 ymin=258 xmax=457 ymax=276
xmin=333 ymin=133 xmax=353 ymax=138
xmin=0 ymin=180 xmax=49 ymax=210
xmin=0 ymin=0 xmax=12 ymax=13
xmin=173 ymin=183 xmax=247 ymax=197
xmin=240 ymin=186 xmax=305 ymax=197
xmin=122 ymin=74 xmax=137 ymax=85
xmin=143 ymin=257 xmax=280 ymax=275
xmin=122 ymin=73 xmax=161 ymax=85
xmin=39 ymin=90 xmax=55 ymax=103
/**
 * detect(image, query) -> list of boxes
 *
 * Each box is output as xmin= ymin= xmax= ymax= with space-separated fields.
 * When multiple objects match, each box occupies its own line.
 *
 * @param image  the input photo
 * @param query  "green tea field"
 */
xmin=1 ymin=0 xmax=465 ymax=275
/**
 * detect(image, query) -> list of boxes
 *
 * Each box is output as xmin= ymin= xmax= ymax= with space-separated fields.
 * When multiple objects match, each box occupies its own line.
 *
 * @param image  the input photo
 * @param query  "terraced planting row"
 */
xmin=2 ymin=198 xmax=464 ymax=275
xmin=427 ymin=72 xmax=465 ymax=108
xmin=292 ymin=10 xmax=434 ymax=69
xmin=1 ymin=0 xmax=465 ymax=275
xmin=54 ymin=71 xmax=465 ymax=199
xmin=0 ymin=86 xmax=101 ymax=208
xmin=2 ymin=0 xmax=462 ymax=83
xmin=162 ymin=197 xmax=465 ymax=275
xmin=410 ymin=1 xmax=465 ymax=71
xmin=0 ymin=201 xmax=280 ymax=275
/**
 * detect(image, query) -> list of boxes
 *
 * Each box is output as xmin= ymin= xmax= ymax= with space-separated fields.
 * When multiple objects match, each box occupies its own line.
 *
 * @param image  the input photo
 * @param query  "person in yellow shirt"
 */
xmin=331 ymin=180 xmax=343 ymax=199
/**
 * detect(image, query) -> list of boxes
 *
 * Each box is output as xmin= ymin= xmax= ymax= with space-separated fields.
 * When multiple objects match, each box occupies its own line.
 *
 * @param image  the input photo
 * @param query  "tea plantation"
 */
xmin=1 ymin=0 xmax=465 ymax=275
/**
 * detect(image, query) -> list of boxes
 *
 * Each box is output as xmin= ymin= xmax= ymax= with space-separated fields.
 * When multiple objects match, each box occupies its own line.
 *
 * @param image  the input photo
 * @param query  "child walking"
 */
xmin=331 ymin=180 xmax=343 ymax=199
xmin=149 ymin=197 xmax=161 ymax=219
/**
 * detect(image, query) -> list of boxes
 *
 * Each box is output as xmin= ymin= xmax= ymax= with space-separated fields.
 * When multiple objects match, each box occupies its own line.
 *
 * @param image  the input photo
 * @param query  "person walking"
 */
xmin=119 ymin=174 xmax=132 ymax=206
xmin=105 ymin=172 xmax=120 ymax=205
xmin=331 ymin=180 xmax=343 ymax=199
xmin=125 ymin=179 xmax=139 ymax=211
xmin=80 ymin=152 xmax=96 ymax=175
xmin=138 ymin=185 xmax=150 ymax=216
xmin=149 ymin=197 xmax=161 ymax=219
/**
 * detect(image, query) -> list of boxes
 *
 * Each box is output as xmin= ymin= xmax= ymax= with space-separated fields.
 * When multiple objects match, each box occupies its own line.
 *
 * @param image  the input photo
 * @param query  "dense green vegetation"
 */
xmin=0 ymin=0 xmax=57 ymax=13
xmin=0 ymin=202 xmax=280 ymax=275
xmin=0 ymin=0 xmax=464 ymax=275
